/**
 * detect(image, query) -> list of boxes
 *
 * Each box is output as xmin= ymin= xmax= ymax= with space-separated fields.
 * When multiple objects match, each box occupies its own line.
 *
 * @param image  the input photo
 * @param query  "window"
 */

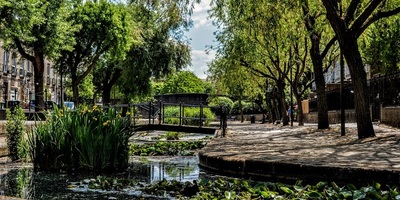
xmin=47 ymin=63 xmax=50 ymax=76
xmin=12 ymin=55 xmax=17 ymax=66
xmin=27 ymin=61 xmax=31 ymax=72
xmin=20 ymin=59 xmax=24 ymax=70
xmin=3 ymin=51 xmax=9 ymax=72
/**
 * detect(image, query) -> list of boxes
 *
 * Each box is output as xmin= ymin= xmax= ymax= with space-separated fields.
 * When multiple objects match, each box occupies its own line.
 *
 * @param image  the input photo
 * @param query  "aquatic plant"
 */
xmin=25 ymin=105 xmax=133 ymax=172
xmin=6 ymin=107 xmax=27 ymax=161
xmin=165 ymin=131 xmax=180 ymax=140
xmin=130 ymin=141 xmax=207 ymax=156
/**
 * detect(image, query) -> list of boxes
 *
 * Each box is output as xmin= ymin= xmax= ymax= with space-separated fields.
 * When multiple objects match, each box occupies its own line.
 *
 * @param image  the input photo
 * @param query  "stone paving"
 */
xmin=199 ymin=121 xmax=400 ymax=185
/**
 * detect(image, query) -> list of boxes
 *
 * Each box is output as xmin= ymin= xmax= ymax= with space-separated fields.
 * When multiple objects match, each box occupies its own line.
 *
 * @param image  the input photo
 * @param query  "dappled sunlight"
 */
xmin=201 ymin=122 xmax=400 ymax=174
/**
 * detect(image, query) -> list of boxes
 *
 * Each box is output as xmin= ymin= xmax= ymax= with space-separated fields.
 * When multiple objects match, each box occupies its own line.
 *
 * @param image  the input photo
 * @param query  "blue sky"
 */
xmin=184 ymin=0 xmax=217 ymax=79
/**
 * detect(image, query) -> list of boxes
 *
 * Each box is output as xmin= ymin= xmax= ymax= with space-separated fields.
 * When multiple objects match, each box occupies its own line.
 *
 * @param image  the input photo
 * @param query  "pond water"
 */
xmin=0 ymin=156 xmax=201 ymax=199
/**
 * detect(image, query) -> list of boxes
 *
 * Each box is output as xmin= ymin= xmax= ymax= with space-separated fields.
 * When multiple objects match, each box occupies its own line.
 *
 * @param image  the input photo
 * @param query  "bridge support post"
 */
xmin=149 ymin=102 xmax=152 ymax=125
xmin=199 ymin=103 xmax=203 ymax=128
xmin=179 ymin=102 xmax=182 ymax=126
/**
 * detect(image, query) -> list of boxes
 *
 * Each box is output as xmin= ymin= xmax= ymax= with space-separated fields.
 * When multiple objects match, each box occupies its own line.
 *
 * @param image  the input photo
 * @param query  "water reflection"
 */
xmin=129 ymin=156 xmax=199 ymax=183
xmin=0 ymin=156 xmax=199 ymax=199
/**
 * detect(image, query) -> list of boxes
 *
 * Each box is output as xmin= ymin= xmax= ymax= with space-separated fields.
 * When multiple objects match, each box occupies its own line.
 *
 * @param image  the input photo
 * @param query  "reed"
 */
xmin=25 ymin=105 xmax=133 ymax=172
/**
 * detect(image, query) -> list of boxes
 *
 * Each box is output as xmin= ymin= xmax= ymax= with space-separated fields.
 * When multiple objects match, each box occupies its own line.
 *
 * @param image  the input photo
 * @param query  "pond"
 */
xmin=0 ymin=156 xmax=206 ymax=199
xmin=0 ymin=156 xmax=201 ymax=199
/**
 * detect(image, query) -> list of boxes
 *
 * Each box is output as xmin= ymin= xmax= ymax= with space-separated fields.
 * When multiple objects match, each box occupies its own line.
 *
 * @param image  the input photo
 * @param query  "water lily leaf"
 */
xmin=347 ymin=184 xmax=357 ymax=191
xmin=308 ymin=191 xmax=322 ymax=198
xmin=353 ymin=190 xmax=366 ymax=200
xmin=280 ymin=186 xmax=294 ymax=194
xmin=261 ymin=191 xmax=276 ymax=198
xmin=315 ymin=181 xmax=328 ymax=190
xmin=331 ymin=182 xmax=340 ymax=191
xmin=224 ymin=191 xmax=236 ymax=199
xmin=293 ymin=185 xmax=304 ymax=192
xmin=374 ymin=182 xmax=381 ymax=190
xmin=367 ymin=191 xmax=382 ymax=199
xmin=340 ymin=191 xmax=352 ymax=198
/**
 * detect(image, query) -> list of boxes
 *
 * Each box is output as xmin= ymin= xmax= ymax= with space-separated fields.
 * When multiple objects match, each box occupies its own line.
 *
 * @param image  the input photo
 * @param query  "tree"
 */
xmin=300 ymin=0 xmax=337 ymax=129
xmin=321 ymin=0 xmax=400 ymax=138
xmin=94 ymin=1 xmax=195 ymax=104
xmin=55 ymin=0 xmax=134 ymax=106
xmin=161 ymin=71 xmax=207 ymax=94
xmin=0 ymin=0 xmax=78 ymax=111
xmin=362 ymin=17 xmax=400 ymax=74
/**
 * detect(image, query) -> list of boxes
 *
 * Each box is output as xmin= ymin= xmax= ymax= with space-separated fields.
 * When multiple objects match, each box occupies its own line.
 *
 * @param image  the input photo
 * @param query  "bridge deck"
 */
xmin=133 ymin=124 xmax=218 ymax=134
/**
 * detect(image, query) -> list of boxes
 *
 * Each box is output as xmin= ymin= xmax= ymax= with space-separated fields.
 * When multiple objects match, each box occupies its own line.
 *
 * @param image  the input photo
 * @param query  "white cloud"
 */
xmin=189 ymin=49 xmax=216 ymax=79
xmin=185 ymin=0 xmax=217 ymax=79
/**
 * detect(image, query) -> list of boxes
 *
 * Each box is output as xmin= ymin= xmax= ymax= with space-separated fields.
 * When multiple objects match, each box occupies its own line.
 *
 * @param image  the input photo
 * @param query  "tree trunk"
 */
xmin=322 ymin=0 xmax=376 ymax=138
xmin=295 ymin=93 xmax=304 ymax=126
xmin=102 ymin=85 xmax=112 ymax=106
xmin=339 ymin=35 xmax=375 ymax=138
xmin=33 ymin=53 xmax=45 ymax=112
xmin=72 ymin=80 xmax=79 ymax=106
xmin=277 ymin=81 xmax=288 ymax=126
xmin=310 ymin=39 xmax=329 ymax=129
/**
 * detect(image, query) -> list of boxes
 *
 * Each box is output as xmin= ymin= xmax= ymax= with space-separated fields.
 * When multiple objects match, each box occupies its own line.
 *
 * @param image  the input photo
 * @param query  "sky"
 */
xmin=184 ymin=0 xmax=217 ymax=79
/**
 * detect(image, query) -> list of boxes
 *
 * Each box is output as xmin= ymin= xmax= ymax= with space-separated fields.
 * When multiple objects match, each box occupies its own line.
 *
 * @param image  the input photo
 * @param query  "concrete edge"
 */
xmin=198 ymin=151 xmax=400 ymax=186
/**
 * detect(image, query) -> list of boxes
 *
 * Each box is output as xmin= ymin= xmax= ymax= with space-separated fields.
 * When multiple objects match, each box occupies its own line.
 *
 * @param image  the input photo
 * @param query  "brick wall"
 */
xmin=381 ymin=107 xmax=400 ymax=128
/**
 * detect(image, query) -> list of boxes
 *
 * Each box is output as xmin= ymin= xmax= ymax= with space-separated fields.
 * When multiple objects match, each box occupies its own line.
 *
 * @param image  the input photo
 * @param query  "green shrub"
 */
xmin=6 ymin=107 xmax=26 ymax=161
xmin=231 ymin=101 xmax=261 ymax=115
xmin=25 ymin=105 xmax=133 ymax=172
xmin=208 ymin=97 xmax=233 ymax=115
xmin=163 ymin=106 xmax=215 ymax=126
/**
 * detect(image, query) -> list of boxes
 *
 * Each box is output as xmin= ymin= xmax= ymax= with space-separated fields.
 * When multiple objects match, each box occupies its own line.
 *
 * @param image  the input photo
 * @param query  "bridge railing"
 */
xmin=103 ymin=102 xmax=226 ymax=129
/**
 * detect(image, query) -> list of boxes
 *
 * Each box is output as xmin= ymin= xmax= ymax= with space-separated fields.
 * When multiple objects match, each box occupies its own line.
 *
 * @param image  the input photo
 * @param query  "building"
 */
xmin=0 ymin=43 xmax=62 ymax=108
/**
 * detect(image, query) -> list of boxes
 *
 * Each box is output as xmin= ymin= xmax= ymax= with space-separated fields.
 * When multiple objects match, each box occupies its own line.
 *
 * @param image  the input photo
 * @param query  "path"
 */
xmin=199 ymin=122 xmax=400 ymax=185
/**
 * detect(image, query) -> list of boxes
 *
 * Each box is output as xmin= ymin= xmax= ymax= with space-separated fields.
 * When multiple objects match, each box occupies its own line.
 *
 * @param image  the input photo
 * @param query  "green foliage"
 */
xmin=147 ymin=178 xmax=400 ymax=199
xmin=130 ymin=141 xmax=206 ymax=156
xmin=57 ymin=0 xmax=135 ymax=104
xmin=363 ymin=17 xmax=400 ymax=74
xmin=165 ymin=131 xmax=180 ymax=140
xmin=25 ymin=105 xmax=133 ymax=172
xmin=160 ymin=71 xmax=208 ymax=94
xmin=231 ymin=101 xmax=261 ymax=115
xmin=163 ymin=106 xmax=215 ymax=126
xmin=208 ymin=96 xmax=234 ymax=115
xmin=5 ymin=107 xmax=26 ymax=161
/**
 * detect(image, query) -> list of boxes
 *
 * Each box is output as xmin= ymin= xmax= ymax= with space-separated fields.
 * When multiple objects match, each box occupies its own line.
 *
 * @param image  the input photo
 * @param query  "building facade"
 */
xmin=0 ymin=43 xmax=62 ymax=108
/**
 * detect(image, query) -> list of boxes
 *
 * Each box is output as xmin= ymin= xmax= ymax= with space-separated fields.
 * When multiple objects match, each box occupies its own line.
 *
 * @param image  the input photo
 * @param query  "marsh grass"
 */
xmin=25 ymin=105 xmax=133 ymax=172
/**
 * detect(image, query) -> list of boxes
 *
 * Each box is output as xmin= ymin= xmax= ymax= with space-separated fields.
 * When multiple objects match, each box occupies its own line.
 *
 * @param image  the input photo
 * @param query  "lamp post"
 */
xmin=290 ymin=66 xmax=293 ymax=127
xmin=340 ymin=52 xmax=346 ymax=136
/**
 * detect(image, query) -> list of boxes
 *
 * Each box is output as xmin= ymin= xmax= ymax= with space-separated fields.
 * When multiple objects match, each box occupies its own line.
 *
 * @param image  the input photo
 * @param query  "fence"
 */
xmin=308 ymin=72 xmax=400 ymax=112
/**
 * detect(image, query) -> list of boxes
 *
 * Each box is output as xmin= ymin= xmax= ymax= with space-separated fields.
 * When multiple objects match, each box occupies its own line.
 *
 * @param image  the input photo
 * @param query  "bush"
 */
xmin=231 ymin=101 xmax=261 ymax=115
xmin=6 ymin=107 xmax=26 ymax=161
xmin=25 ymin=105 xmax=133 ymax=172
xmin=163 ymin=106 xmax=215 ymax=126
xmin=208 ymin=97 xmax=234 ymax=115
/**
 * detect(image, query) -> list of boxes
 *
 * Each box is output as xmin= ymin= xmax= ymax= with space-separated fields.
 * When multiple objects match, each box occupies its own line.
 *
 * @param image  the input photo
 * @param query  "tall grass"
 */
xmin=25 ymin=105 xmax=133 ymax=172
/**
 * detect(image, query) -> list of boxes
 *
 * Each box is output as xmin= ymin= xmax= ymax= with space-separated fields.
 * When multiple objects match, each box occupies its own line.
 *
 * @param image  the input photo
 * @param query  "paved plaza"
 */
xmin=199 ymin=122 xmax=400 ymax=185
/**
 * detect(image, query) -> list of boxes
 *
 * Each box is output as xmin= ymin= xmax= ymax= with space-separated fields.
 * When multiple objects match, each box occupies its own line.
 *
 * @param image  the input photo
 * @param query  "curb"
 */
xmin=198 ymin=151 xmax=400 ymax=186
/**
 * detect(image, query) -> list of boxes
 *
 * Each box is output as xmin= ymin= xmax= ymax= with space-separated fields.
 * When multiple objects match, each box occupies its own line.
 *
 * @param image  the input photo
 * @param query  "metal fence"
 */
xmin=309 ymin=72 xmax=400 ymax=112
